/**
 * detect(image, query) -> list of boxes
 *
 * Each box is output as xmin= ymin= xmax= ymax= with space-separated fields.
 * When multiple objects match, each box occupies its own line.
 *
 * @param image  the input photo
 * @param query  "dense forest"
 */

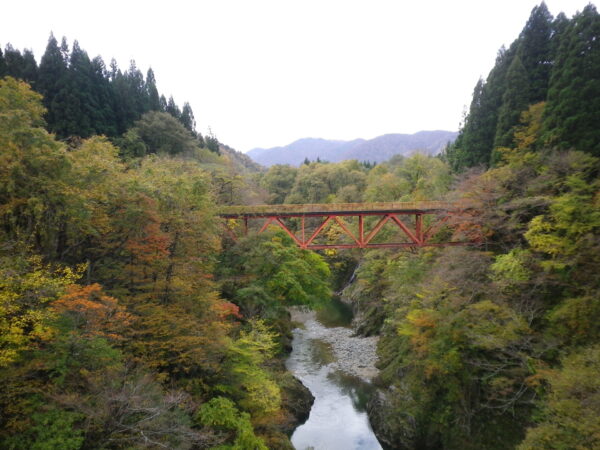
xmin=0 ymin=34 xmax=220 ymax=152
xmin=1 ymin=2 xmax=599 ymax=449
xmin=444 ymin=3 xmax=600 ymax=168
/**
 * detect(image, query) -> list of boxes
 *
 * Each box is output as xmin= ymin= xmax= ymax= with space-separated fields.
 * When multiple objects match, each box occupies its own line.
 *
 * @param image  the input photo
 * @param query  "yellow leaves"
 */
xmin=525 ymin=171 xmax=600 ymax=272
xmin=399 ymin=308 xmax=438 ymax=357
xmin=513 ymin=102 xmax=545 ymax=151
xmin=129 ymin=295 xmax=233 ymax=381
xmin=407 ymin=309 xmax=437 ymax=329
xmin=0 ymin=77 xmax=46 ymax=130
xmin=525 ymin=215 xmax=565 ymax=259
xmin=0 ymin=255 xmax=78 ymax=367
xmin=494 ymin=102 xmax=545 ymax=169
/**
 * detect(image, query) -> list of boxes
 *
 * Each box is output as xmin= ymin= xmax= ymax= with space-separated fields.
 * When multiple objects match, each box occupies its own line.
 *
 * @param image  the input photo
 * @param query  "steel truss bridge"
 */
xmin=218 ymin=201 xmax=481 ymax=250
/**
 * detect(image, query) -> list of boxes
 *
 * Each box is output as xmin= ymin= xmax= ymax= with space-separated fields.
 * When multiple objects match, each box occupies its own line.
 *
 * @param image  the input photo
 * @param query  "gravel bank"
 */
xmin=290 ymin=307 xmax=379 ymax=381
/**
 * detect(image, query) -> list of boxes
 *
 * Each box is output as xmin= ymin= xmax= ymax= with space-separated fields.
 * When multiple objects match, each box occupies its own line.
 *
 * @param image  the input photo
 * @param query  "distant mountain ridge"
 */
xmin=247 ymin=130 xmax=458 ymax=166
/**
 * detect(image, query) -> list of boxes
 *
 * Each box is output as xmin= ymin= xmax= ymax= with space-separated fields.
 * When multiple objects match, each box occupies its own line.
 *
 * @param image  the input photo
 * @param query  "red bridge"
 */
xmin=218 ymin=201 xmax=480 ymax=250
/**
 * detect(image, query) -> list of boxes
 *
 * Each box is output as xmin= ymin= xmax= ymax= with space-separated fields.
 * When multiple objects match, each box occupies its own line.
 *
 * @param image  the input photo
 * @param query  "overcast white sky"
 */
xmin=1 ymin=0 xmax=593 ymax=151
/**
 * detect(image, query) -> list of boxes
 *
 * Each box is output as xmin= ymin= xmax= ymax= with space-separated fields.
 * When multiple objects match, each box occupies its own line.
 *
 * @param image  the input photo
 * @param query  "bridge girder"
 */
xmin=219 ymin=204 xmax=481 ymax=250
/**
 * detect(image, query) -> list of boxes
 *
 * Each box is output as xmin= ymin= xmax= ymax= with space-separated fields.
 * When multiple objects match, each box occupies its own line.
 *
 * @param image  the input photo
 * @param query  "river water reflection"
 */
xmin=287 ymin=299 xmax=382 ymax=450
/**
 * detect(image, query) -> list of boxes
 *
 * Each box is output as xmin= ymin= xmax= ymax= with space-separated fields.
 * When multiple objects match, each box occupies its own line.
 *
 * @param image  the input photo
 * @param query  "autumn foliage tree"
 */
xmin=0 ymin=77 xmax=277 ymax=448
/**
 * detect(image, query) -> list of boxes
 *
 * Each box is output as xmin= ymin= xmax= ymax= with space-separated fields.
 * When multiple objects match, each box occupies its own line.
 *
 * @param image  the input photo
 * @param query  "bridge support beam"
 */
xmin=220 ymin=204 xmax=480 ymax=249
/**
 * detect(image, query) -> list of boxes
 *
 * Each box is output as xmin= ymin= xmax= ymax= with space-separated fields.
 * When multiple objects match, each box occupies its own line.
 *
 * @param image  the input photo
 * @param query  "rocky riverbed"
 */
xmin=287 ymin=306 xmax=382 ymax=450
xmin=290 ymin=307 xmax=379 ymax=381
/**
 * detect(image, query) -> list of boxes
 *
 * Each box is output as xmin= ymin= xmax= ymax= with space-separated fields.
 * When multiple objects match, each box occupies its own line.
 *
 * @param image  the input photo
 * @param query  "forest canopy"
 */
xmin=1 ymin=3 xmax=600 ymax=448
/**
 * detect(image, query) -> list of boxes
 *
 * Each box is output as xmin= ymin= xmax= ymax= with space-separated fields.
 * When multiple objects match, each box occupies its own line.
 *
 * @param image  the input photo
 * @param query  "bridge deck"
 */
xmin=218 ymin=201 xmax=469 ymax=218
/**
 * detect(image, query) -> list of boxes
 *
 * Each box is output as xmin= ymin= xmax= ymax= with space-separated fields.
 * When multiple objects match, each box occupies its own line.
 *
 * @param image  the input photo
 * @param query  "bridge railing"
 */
xmin=218 ymin=200 xmax=473 ymax=217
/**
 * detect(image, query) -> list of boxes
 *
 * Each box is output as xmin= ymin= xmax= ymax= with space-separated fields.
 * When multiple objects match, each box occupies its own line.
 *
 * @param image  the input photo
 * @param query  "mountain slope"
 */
xmin=247 ymin=130 xmax=458 ymax=166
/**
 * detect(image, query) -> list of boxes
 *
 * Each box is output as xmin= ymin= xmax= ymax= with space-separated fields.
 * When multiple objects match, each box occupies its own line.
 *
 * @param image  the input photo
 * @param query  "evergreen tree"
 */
xmin=543 ymin=5 xmax=600 ymax=155
xmin=166 ymin=95 xmax=181 ymax=119
xmin=126 ymin=60 xmax=146 ymax=116
xmin=61 ymin=40 xmax=95 ymax=137
xmin=550 ymin=13 xmax=570 ymax=62
xmin=20 ymin=50 xmax=38 ymax=87
xmin=109 ymin=58 xmax=119 ymax=81
xmin=180 ymin=102 xmax=196 ymax=133
xmin=2 ymin=45 xmax=37 ymax=85
xmin=446 ymin=45 xmax=516 ymax=170
xmin=2 ymin=35 xmax=199 ymax=142
xmin=516 ymin=2 xmax=553 ymax=103
xmin=494 ymin=55 xmax=531 ymax=149
xmin=159 ymin=94 xmax=167 ymax=112
xmin=0 ymin=47 xmax=6 ymax=77
xmin=59 ymin=36 xmax=69 ymax=62
xmin=90 ymin=56 xmax=117 ymax=136
xmin=205 ymin=128 xmax=220 ymax=153
xmin=37 ymin=34 xmax=69 ymax=135
xmin=112 ymin=60 xmax=147 ymax=134
xmin=145 ymin=68 xmax=160 ymax=111
xmin=3 ymin=45 xmax=23 ymax=76
xmin=111 ymin=69 xmax=128 ymax=133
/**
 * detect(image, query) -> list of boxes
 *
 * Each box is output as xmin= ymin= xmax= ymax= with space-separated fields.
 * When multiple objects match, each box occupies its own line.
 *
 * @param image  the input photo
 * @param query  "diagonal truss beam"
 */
xmin=389 ymin=214 xmax=421 ymax=244
xmin=274 ymin=217 xmax=303 ymax=247
xmin=305 ymin=216 xmax=332 ymax=247
xmin=259 ymin=217 xmax=275 ymax=233
xmin=364 ymin=215 xmax=391 ymax=245
xmin=222 ymin=207 xmax=480 ymax=249
xmin=333 ymin=216 xmax=360 ymax=245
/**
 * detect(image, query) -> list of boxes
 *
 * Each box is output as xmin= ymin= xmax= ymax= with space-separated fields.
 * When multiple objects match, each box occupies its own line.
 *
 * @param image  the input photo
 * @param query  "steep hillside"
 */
xmin=445 ymin=3 xmax=600 ymax=170
xmin=248 ymin=130 xmax=457 ymax=166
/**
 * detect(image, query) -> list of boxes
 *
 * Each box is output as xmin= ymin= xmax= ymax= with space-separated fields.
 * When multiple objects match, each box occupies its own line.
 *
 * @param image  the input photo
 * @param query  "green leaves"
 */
xmin=22 ymin=409 xmax=84 ymax=450
xmin=491 ymin=249 xmax=532 ymax=286
xmin=446 ymin=4 xmax=600 ymax=170
xmin=222 ymin=320 xmax=281 ymax=417
xmin=197 ymin=397 xmax=268 ymax=450
xmin=525 ymin=169 xmax=600 ymax=271
xmin=543 ymin=5 xmax=600 ymax=156
xmin=129 ymin=111 xmax=200 ymax=156
xmin=519 ymin=345 xmax=600 ymax=449
xmin=219 ymin=231 xmax=331 ymax=318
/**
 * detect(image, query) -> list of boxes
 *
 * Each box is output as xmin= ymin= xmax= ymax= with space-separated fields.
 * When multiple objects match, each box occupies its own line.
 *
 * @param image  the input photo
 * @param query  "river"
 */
xmin=286 ymin=298 xmax=383 ymax=450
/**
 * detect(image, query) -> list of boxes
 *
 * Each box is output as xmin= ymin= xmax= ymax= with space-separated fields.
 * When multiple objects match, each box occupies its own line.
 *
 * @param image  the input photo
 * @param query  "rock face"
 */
xmin=367 ymin=390 xmax=417 ymax=450
xmin=280 ymin=374 xmax=315 ymax=434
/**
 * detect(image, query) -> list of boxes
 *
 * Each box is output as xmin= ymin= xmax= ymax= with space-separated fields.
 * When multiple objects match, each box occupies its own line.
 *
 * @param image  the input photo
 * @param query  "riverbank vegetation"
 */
xmin=1 ymin=2 xmax=599 ymax=448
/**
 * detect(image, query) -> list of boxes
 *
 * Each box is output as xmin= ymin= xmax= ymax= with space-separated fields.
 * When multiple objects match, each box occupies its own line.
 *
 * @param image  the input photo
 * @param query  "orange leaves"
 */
xmin=117 ymin=193 xmax=170 ymax=265
xmin=125 ymin=221 xmax=171 ymax=264
xmin=215 ymin=301 xmax=242 ymax=320
xmin=52 ymin=284 xmax=133 ymax=341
